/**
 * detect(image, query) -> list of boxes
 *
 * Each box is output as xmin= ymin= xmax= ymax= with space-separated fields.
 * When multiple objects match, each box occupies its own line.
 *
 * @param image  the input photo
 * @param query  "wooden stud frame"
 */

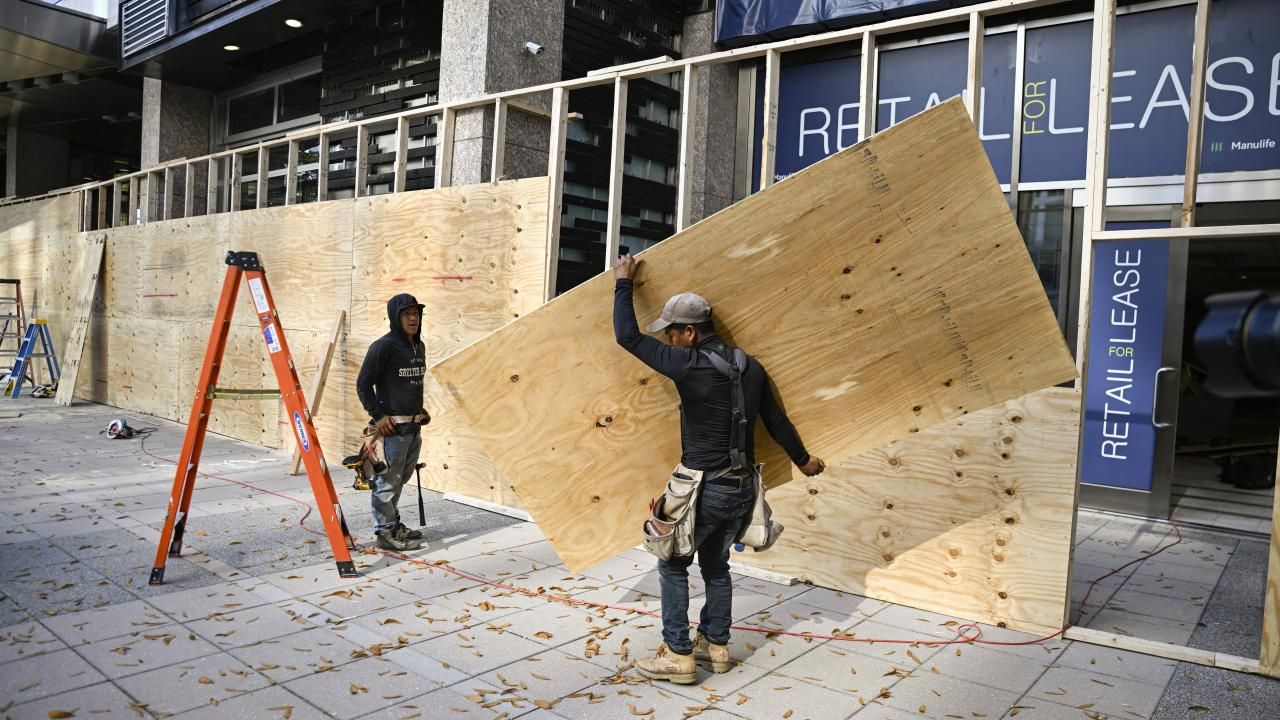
xmin=1180 ymin=0 xmax=1210 ymax=228
xmin=285 ymin=140 xmax=300 ymax=205
xmin=857 ymin=32 xmax=877 ymax=141
xmin=207 ymin=157 xmax=220 ymax=214
xmin=759 ymin=49 xmax=781 ymax=190
xmin=256 ymin=147 xmax=269 ymax=209
xmin=965 ymin=12 xmax=985 ymax=121
xmin=184 ymin=162 xmax=196 ymax=218
xmin=394 ymin=118 xmax=410 ymax=193
xmin=435 ymin=108 xmax=455 ymax=189
xmin=604 ymin=77 xmax=628 ymax=268
xmin=544 ymin=86 xmax=568 ymax=302
xmin=675 ymin=65 xmax=699 ymax=231
xmin=354 ymin=125 xmax=370 ymax=198
xmin=317 ymin=133 xmax=330 ymax=202
xmin=491 ymin=99 xmax=507 ymax=183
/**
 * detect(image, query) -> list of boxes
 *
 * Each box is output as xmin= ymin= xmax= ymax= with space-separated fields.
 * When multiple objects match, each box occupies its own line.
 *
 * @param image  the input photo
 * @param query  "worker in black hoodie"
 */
xmin=356 ymin=293 xmax=431 ymax=551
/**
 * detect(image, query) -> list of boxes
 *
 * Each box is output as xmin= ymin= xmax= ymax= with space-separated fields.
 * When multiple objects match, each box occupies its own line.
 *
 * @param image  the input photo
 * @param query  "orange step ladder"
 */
xmin=150 ymin=251 xmax=358 ymax=584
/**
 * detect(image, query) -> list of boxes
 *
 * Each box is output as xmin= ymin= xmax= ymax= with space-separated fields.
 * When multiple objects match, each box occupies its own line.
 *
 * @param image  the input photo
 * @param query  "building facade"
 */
xmin=2 ymin=0 xmax=1277 ymax=535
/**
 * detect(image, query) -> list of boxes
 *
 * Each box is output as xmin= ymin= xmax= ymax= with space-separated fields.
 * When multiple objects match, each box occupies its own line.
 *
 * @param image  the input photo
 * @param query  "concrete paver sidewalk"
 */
xmin=1 ymin=398 xmax=1277 ymax=720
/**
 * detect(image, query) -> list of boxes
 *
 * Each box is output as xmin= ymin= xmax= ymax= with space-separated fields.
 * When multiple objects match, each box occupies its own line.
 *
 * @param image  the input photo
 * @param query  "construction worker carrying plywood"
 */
xmin=356 ymin=293 xmax=431 ymax=551
xmin=612 ymin=254 xmax=825 ymax=684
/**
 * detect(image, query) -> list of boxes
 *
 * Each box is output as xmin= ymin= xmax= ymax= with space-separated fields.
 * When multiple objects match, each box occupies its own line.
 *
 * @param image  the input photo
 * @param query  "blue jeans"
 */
xmin=657 ymin=480 xmax=756 ymax=654
xmin=371 ymin=426 xmax=421 ymax=534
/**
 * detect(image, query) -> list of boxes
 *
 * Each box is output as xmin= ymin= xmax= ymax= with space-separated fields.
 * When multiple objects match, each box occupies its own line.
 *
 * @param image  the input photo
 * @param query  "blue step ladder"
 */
xmin=3 ymin=319 xmax=60 ymax=398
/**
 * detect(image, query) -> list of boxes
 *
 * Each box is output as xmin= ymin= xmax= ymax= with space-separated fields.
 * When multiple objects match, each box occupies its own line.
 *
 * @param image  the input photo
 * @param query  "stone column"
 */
xmin=140 ymin=77 xmax=212 ymax=215
xmin=437 ymin=0 xmax=564 ymax=186
xmin=681 ymin=10 xmax=740 ymax=223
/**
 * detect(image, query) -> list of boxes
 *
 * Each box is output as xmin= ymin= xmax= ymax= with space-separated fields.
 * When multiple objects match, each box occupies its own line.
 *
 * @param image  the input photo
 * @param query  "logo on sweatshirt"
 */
xmin=398 ymin=366 xmax=426 ymax=378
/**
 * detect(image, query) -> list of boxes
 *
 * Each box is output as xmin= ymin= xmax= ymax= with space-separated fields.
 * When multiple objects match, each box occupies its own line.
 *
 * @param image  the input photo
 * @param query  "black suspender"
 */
xmin=701 ymin=345 xmax=749 ymax=473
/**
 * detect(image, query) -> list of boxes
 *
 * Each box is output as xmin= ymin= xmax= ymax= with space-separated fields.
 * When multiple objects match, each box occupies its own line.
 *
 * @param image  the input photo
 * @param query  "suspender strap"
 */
xmin=702 ymin=345 xmax=749 ymax=473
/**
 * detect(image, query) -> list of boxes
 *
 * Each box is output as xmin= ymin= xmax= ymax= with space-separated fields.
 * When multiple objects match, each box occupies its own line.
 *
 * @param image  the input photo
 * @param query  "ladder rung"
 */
xmin=208 ymin=388 xmax=282 ymax=400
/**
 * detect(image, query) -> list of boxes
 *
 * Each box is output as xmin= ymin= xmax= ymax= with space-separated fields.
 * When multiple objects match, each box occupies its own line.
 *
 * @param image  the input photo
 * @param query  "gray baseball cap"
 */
xmin=645 ymin=292 xmax=712 ymax=333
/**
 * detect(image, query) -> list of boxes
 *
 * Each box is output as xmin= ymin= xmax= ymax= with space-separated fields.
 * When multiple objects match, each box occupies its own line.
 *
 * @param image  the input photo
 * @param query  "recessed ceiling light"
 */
xmin=223 ymin=44 xmax=240 ymax=51
xmin=284 ymin=18 xmax=303 ymax=28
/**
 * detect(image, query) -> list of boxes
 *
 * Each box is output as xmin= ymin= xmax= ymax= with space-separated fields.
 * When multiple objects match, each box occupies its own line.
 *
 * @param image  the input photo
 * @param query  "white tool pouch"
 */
xmin=735 ymin=465 xmax=784 ymax=552
xmin=641 ymin=464 xmax=704 ymax=561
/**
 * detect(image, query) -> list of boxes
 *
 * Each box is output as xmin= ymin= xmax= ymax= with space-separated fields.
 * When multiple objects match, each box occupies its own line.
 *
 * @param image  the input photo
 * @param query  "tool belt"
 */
xmin=642 ymin=463 xmax=726 ymax=561
xmin=735 ymin=465 xmax=784 ymax=553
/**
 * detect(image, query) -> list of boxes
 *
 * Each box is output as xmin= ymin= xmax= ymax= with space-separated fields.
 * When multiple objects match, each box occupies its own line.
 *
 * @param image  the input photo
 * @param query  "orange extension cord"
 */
xmin=138 ymin=436 xmax=1184 ymax=650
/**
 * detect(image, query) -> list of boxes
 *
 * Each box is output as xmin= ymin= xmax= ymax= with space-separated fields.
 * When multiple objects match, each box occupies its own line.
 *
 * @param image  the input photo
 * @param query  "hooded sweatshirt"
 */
xmin=356 ymin=294 xmax=427 ymax=425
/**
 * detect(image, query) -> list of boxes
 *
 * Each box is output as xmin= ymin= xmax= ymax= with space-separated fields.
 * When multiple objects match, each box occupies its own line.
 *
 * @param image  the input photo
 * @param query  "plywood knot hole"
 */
xmin=880 ymin=528 xmax=891 ymax=539
xmin=595 ymin=415 xmax=613 ymax=428
xmin=840 ymin=293 xmax=852 ymax=301
xmin=510 ymin=374 xmax=519 ymax=382
xmin=995 ymin=535 xmax=1008 ymax=547
xmin=882 ymin=553 xmax=894 ymax=563
xmin=1000 ymin=452 xmax=1010 ymax=460
xmin=947 ymin=547 xmax=961 ymax=558
xmin=591 ymin=495 xmax=601 ymax=503
xmin=1004 ymin=488 xmax=1015 ymax=497
xmin=873 ymin=236 xmax=882 ymax=244
xmin=997 ymin=591 xmax=1008 ymax=600
xmin=806 ymin=514 xmax=816 ymax=521
xmin=1010 ymin=415 xmax=1023 ymax=423
xmin=912 ymin=405 xmax=922 ymax=413
xmin=953 ymin=449 xmax=966 ymax=458
xmin=884 ymin=501 xmax=895 ymax=510
xmin=1004 ymin=516 xmax=1017 ymax=525
xmin=997 ymin=622 xmax=1007 ymax=628
xmin=992 ymin=551 xmax=1004 ymax=563
xmin=943 ymin=379 xmax=953 ymax=387
xmin=639 ymin=378 xmax=648 ymax=385
xmin=945 ymin=569 xmax=957 ymax=578
xmin=808 ymin=487 xmax=819 ymax=495
xmin=954 ymin=471 xmax=964 ymax=478
xmin=887 ymin=458 xmax=900 ymax=467
xmin=442 ymin=463 xmax=449 ymax=469
xmin=1002 ymin=436 xmax=1014 ymax=444
xmin=856 ymin=308 xmax=864 ymax=315
xmin=842 ymin=265 xmax=853 ymax=274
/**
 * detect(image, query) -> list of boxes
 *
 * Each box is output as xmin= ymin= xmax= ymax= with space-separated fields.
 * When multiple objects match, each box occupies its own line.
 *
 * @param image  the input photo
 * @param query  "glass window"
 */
xmin=278 ymin=75 xmax=321 ymax=123
xmin=228 ymin=88 xmax=275 ymax=136
xmin=1016 ymin=190 xmax=1067 ymax=318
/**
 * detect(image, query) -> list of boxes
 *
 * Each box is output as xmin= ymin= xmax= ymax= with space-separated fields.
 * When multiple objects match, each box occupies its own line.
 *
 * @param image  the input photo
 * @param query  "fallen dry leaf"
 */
xmin=47 ymin=711 xmax=76 ymax=719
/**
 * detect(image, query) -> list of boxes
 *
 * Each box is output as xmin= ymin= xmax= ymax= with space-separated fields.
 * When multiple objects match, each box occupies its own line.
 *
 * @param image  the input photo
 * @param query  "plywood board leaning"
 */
xmin=1261 ymin=427 xmax=1280 ymax=677
xmin=55 ymin=234 xmax=107 ymax=405
xmin=432 ymin=98 xmax=1078 ymax=572
xmin=291 ymin=311 xmax=346 ymax=474
xmin=738 ymin=387 xmax=1079 ymax=634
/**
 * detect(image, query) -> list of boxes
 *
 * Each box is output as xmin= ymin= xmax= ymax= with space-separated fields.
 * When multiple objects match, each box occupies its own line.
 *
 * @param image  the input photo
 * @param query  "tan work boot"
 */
xmin=692 ymin=633 xmax=732 ymax=673
xmin=636 ymin=643 xmax=697 ymax=684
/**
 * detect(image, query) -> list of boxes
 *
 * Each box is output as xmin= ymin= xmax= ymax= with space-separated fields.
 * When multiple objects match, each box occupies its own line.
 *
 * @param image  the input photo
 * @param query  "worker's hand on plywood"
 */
xmin=613 ymin=254 xmax=641 ymax=280
xmin=799 ymin=456 xmax=826 ymax=477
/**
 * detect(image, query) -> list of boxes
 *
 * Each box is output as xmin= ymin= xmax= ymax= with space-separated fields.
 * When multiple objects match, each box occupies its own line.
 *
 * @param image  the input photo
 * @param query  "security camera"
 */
xmin=523 ymin=41 xmax=544 ymax=56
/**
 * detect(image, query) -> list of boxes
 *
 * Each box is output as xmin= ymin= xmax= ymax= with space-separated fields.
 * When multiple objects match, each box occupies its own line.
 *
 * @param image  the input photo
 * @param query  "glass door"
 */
xmin=1077 ymin=205 xmax=1187 ymax=518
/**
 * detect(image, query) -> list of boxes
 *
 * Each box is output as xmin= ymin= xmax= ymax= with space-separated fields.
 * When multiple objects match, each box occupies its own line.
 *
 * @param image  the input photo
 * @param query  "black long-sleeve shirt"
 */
xmin=613 ymin=278 xmax=810 ymax=471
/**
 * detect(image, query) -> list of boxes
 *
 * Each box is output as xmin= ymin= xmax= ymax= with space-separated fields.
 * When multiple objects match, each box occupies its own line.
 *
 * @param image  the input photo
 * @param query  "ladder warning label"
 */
xmin=248 ymin=278 xmax=270 ymax=314
xmin=293 ymin=411 xmax=310 ymax=452
xmin=263 ymin=324 xmax=282 ymax=354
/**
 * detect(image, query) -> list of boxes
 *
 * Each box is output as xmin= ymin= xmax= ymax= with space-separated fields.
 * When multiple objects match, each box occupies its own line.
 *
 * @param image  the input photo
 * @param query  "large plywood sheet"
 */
xmin=738 ymin=387 xmax=1079 ymax=634
xmin=432 ymin=99 xmax=1078 ymax=572
xmin=350 ymin=178 xmax=549 ymax=363
xmin=229 ymin=201 xmax=354 ymax=333
xmin=55 ymin=234 xmax=107 ymax=405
